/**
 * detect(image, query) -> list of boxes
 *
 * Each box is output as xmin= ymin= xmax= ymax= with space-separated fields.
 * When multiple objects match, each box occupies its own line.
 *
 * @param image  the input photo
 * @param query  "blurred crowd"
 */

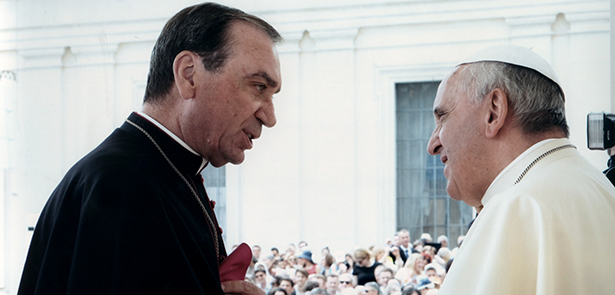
xmin=236 ymin=229 xmax=464 ymax=295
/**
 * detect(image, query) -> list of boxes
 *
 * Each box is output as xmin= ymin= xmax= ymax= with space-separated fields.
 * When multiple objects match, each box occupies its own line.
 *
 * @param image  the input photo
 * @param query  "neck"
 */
xmin=142 ymin=99 xmax=185 ymax=143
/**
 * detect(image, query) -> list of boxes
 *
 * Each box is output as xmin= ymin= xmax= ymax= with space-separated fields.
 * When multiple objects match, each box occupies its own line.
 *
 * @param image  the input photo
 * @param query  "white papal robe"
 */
xmin=439 ymin=138 xmax=615 ymax=294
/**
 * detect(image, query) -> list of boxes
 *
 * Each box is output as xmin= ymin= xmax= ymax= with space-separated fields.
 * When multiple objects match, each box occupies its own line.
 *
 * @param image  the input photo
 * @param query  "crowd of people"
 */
xmin=239 ymin=230 xmax=463 ymax=295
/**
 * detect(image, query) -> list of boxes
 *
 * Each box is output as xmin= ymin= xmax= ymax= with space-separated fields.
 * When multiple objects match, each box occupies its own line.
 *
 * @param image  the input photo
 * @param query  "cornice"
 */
xmin=1 ymin=1 xmax=608 ymax=58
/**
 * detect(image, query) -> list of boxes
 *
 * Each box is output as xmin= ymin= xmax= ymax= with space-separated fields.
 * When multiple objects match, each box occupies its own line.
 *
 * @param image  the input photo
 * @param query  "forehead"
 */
xmin=433 ymin=71 xmax=468 ymax=111
xmin=226 ymin=21 xmax=281 ymax=83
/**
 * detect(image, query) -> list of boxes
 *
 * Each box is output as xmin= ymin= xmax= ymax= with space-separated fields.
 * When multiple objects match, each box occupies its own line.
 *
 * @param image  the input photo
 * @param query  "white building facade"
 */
xmin=0 ymin=0 xmax=611 ymax=293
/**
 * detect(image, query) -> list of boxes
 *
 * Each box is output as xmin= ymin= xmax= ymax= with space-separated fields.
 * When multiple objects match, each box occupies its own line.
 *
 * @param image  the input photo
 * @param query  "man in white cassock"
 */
xmin=427 ymin=45 xmax=615 ymax=294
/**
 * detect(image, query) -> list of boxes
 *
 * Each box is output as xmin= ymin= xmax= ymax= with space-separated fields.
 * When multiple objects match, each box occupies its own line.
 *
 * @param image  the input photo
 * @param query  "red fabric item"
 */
xmin=219 ymin=242 xmax=252 ymax=282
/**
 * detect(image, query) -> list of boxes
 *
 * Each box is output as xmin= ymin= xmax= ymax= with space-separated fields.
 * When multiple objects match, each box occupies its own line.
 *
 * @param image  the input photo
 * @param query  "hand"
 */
xmin=221 ymin=280 xmax=265 ymax=295
xmin=390 ymin=247 xmax=400 ymax=258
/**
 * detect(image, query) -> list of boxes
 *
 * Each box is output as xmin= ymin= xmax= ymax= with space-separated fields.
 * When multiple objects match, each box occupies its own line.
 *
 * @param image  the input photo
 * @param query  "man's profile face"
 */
xmin=187 ymin=21 xmax=281 ymax=167
xmin=427 ymin=69 xmax=485 ymax=207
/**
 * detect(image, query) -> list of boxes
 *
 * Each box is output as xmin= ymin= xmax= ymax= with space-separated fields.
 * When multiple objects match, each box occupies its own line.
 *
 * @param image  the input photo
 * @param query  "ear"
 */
xmin=483 ymin=88 xmax=509 ymax=138
xmin=173 ymin=50 xmax=199 ymax=100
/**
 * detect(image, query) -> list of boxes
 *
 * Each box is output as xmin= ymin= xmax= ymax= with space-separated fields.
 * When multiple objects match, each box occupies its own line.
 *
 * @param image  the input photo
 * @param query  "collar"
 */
xmin=135 ymin=111 xmax=208 ymax=173
xmin=481 ymin=138 xmax=573 ymax=206
xmin=123 ymin=112 xmax=208 ymax=175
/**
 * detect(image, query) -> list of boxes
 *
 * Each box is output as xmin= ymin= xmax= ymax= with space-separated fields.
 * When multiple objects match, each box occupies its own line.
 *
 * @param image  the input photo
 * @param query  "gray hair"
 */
xmin=455 ymin=61 xmax=569 ymax=137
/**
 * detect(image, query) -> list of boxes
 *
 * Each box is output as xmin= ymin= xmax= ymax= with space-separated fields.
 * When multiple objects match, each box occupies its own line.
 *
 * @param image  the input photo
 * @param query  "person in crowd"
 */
xmin=389 ymin=230 xmax=413 ymax=264
xmin=253 ymin=245 xmax=263 ymax=261
xmin=419 ymin=234 xmax=432 ymax=244
xmin=303 ymin=281 xmax=321 ymax=293
xmin=272 ymin=256 xmax=293 ymax=278
xmin=420 ymin=253 xmax=431 ymax=265
xmin=422 ymin=265 xmax=442 ymax=286
xmin=298 ymin=250 xmax=319 ymax=275
xmin=372 ymin=246 xmax=400 ymax=272
xmin=294 ymin=269 xmax=310 ymax=295
xmin=365 ymin=282 xmax=382 ymax=295
xmin=272 ymin=248 xmax=281 ymax=259
xmin=269 ymin=287 xmax=288 ymax=295
xmin=436 ymin=236 xmax=448 ymax=250
xmin=247 ymin=255 xmax=259 ymax=279
xmin=376 ymin=267 xmax=394 ymax=289
xmin=255 ymin=269 xmax=273 ymax=293
xmin=339 ymin=273 xmax=355 ymax=290
xmin=388 ymin=245 xmax=405 ymax=271
xmin=321 ymin=253 xmax=339 ymax=276
xmin=298 ymin=241 xmax=309 ymax=252
xmin=435 ymin=248 xmax=450 ymax=267
xmin=352 ymin=248 xmax=382 ymax=286
xmin=344 ymin=253 xmax=356 ymax=274
xmin=18 ymin=3 xmax=282 ymax=295
xmin=354 ymin=285 xmax=368 ymax=294
xmin=385 ymin=279 xmax=403 ymax=295
xmin=392 ymin=233 xmax=400 ymax=247
xmin=309 ymin=274 xmax=326 ymax=288
xmin=400 ymin=284 xmax=420 ymax=295
xmin=287 ymin=244 xmax=298 ymax=257
xmin=395 ymin=253 xmax=425 ymax=286
xmin=308 ymin=288 xmax=328 ymax=295
xmin=412 ymin=239 xmax=424 ymax=253
xmin=326 ymin=274 xmax=340 ymax=295
xmin=286 ymin=254 xmax=300 ymax=270
xmin=415 ymin=278 xmax=434 ymax=295
xmin=279 ymin=276 xmax=296 ymax=295
xmin=427 ymin=44 xmax=615 ymax=294
xmin=421 ymin=246 xmax=444 ymax=267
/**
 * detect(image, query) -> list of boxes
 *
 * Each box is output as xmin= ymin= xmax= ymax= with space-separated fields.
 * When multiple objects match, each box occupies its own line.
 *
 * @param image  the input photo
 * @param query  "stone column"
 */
xmin=0 ymin=69 xmax=16 ymax=290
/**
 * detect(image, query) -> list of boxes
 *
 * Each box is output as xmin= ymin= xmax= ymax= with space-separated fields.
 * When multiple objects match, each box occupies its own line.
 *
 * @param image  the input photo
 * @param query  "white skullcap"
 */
xmin=457 ymin=44 xmax=560 ymax=87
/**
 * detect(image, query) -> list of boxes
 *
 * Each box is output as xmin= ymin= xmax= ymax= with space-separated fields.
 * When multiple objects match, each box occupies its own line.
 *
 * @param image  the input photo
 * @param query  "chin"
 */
xmin=226 ymin=154 xmax=245 ymax=165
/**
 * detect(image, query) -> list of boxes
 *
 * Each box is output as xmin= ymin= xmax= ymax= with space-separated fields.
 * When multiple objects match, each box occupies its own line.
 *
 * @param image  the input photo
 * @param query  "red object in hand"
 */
xmin=219 ymin=242 xmax=252 ymax=282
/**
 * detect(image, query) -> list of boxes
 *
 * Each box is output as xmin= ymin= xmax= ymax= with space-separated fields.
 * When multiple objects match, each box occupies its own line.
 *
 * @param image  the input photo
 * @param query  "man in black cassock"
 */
xmin=18 ymin=3 xmax=282 ymax=295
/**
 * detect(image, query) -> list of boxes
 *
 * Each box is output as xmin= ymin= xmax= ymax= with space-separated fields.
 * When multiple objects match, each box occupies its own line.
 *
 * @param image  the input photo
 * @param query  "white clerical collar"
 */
xmin=136 ymin=111 xmax=208 ymax=173
xmin=481 ymin=138 xmax=572 ymax=206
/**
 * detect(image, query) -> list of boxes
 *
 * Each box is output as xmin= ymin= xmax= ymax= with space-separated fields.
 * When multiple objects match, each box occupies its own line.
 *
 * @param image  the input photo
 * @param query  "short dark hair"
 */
xmin=278 ymin=276 xmax=294 ymax=287
xmin=295 ymin=268 xmax=309 ymax=278
xmin=144 ymin=2 xmax=282 ymax=103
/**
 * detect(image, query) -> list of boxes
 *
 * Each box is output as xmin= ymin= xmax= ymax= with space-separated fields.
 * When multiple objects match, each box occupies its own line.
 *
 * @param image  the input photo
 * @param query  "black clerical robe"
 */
xmin=18 ymin=112 xmax=227 ymax=295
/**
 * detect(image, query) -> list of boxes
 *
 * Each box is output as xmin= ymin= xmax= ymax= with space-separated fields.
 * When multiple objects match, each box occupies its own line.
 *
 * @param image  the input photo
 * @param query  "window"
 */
xmin=396 ymin=82 xmax=473 ymax=246
xmin=201 ymin=165 xmax=226 ymax=242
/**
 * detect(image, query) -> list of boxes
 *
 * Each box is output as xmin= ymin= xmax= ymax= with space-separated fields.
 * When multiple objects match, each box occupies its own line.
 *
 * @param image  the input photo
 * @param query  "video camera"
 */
xmin=587 ymin=112 xmax=615 ymax=150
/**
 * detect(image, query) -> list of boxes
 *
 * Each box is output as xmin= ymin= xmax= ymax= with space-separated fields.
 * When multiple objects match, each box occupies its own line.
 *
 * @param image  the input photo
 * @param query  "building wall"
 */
xmin=0 ymin=0 xmax=610 ymax=293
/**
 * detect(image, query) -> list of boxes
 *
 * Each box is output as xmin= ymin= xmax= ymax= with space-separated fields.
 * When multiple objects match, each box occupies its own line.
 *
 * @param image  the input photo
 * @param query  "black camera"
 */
xmin=587 ymin=112 xmax=615 ymax=150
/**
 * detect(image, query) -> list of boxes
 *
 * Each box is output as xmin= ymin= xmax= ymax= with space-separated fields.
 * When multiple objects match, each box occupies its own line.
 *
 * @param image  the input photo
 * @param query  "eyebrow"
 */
xmin=250 ymin=71 xmax=281 ymax=94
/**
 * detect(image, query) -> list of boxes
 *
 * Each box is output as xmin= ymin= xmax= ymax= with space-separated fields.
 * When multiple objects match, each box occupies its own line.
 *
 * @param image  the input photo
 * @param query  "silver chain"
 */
xmin=514 ymin=144 xmax=576 ymax=185
xmin=125 ymin=119 xmax=220 ymax=262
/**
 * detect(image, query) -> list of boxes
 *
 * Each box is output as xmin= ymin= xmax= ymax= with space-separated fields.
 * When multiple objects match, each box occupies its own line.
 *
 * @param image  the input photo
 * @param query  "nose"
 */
xmin=256 ymin=99 xmax=276 ymax=128
xmin=427 ymin=128 xmax=442 ymax=155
